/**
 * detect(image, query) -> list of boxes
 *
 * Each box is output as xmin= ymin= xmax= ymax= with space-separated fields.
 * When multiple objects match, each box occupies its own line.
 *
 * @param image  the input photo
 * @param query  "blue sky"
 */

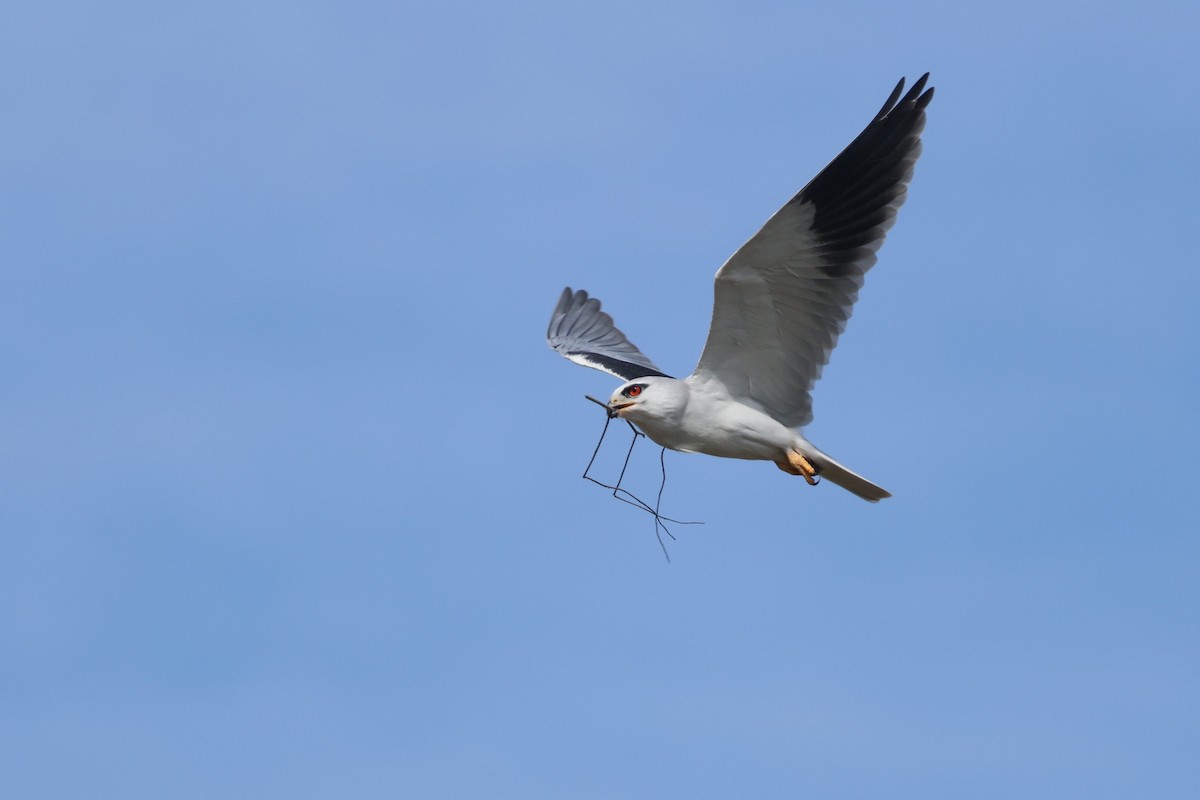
xmin=2 ymin=1 xmax=1198 ymax=797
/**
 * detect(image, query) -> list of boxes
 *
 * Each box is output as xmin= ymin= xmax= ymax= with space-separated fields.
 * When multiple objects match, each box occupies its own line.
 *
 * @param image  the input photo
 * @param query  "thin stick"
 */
xmin=584 ymin=394 xmax=614 ymax=418
xmin=579 ymin=395 xmax=703 ymax=560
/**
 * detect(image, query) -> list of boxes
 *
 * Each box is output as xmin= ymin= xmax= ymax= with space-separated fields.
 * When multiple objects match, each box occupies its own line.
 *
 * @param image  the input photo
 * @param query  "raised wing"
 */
xmin=547 ymin=287 xmax=671 ymax=381
xmin=690 ymin=74 xmax=933 ymax=428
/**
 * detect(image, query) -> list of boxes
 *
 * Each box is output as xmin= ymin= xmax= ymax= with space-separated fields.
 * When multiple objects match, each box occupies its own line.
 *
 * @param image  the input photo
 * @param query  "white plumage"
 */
xmin=547 ymin=75 xmax=933 ymax=502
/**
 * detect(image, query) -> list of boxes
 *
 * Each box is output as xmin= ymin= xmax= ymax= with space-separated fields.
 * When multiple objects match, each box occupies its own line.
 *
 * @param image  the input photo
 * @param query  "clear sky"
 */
xmin=3 ymin=1 xmax=1198 ymax=797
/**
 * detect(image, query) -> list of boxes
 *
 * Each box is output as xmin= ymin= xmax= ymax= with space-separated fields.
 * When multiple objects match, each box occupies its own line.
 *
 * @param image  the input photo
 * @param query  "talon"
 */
xmin=786 ymin=450 xmax=820 ymax=486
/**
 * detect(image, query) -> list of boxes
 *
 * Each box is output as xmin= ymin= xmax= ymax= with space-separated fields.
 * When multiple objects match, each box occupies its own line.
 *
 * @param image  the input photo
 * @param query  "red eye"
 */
xmin=625 ymin=385 xmax=643 ymax=398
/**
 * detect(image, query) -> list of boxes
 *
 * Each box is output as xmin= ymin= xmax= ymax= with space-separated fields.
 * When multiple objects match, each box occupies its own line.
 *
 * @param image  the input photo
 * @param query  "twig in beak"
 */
xmin=579 ymin=395 xmax=703 ymax=561
xmin=585 ymin=394 xmax=616 ymax=418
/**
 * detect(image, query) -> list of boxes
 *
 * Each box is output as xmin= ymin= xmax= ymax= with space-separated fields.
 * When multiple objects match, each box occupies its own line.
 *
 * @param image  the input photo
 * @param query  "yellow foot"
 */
xmin=786 ymin=450 xmax=820 ymax=486
xmin=775 ymin=460 xmax=801 ymax=475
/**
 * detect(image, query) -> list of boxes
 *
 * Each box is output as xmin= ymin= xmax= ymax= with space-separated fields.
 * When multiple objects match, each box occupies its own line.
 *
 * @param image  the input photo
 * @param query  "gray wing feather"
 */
xmin=690 ymin=74 xmax=933 ymax=427
xmin=547 ymin=288 xmax=669 ymax=381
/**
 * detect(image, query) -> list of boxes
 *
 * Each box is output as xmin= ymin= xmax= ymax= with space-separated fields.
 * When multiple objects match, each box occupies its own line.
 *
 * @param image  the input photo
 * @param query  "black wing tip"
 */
xmin=791 ymin=72 xmax=934 ymax=273
xmin=876 ymin=77 xmax=907 ymax=120
xmin=879 ymin=73 xmax=935 ymax=120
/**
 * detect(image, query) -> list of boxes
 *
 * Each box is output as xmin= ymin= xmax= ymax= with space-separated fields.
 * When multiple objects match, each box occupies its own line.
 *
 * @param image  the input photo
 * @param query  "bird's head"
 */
xmin=607 ymin=376 xmax=684 ymax=421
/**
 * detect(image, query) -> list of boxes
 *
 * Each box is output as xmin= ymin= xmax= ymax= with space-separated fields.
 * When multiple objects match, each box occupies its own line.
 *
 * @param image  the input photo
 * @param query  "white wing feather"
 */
xmin=690 ymin=75 xmax=933 ymax=428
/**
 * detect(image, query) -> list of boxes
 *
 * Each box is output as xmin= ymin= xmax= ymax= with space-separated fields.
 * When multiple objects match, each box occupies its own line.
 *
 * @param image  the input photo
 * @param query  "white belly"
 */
xmin=634 ymin=397 xmax=795 ymax=461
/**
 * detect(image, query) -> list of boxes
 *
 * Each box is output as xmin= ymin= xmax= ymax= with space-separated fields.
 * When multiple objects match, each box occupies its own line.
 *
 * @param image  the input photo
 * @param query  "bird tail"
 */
xmin=793 ymin=438 xmax=892 ymax=503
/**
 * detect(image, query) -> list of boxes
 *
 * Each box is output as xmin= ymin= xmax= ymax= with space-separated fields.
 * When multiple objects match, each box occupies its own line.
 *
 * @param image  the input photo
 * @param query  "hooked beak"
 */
xmin=608 ymin=401 xmax=635 ymax=418
xmin=583 ymin=394 xmax=635 ymax=420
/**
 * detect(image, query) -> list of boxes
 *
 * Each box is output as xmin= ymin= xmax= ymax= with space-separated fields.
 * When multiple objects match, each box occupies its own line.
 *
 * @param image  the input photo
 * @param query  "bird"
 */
xmin=546 ymin=74 xmax=933 ymax=502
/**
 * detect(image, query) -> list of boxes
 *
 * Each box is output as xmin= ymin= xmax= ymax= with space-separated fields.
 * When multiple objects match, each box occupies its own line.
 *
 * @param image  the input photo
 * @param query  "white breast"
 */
xmin=634 ymin=381 xmax=796 ymax=462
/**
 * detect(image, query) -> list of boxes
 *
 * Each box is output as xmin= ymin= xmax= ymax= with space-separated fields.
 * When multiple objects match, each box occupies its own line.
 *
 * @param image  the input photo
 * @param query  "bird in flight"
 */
xmin=547 ymin=75 xmax=933 ymax=502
